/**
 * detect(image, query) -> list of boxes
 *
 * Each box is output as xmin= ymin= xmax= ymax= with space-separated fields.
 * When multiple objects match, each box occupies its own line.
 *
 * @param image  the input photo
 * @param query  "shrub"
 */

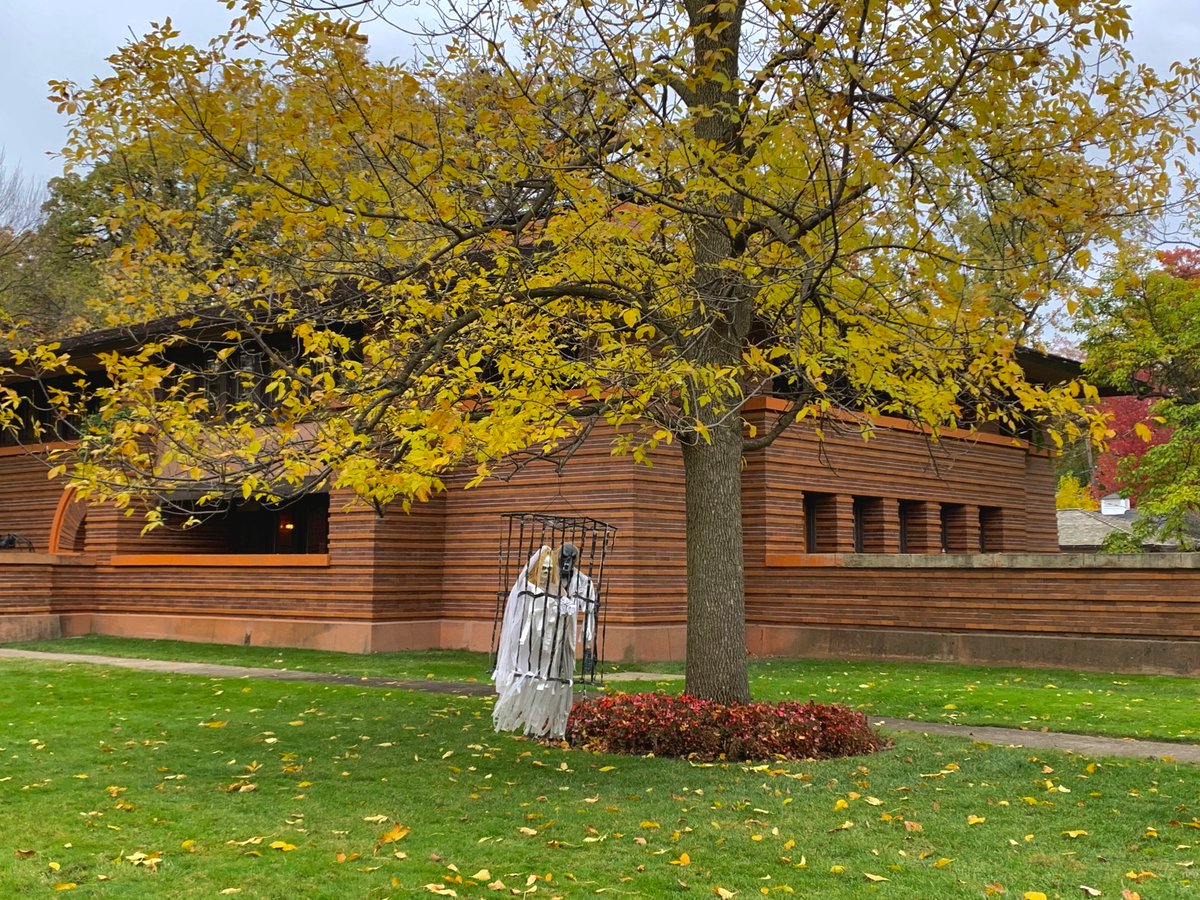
xmin=565 ymin=692 xmax=885 ymax=761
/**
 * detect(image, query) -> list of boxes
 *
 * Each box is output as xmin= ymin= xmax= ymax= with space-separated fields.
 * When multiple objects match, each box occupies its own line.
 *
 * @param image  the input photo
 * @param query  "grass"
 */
xmin=8 ymin=635 xmax=1200 ymax=743
xmin=2 ymin=656 xmax=1198 ymax=899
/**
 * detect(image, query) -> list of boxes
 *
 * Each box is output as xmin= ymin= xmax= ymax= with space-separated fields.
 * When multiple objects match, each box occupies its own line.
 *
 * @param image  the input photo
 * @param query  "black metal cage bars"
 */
xmin=492 ymin=512 xmax=617 ymax=686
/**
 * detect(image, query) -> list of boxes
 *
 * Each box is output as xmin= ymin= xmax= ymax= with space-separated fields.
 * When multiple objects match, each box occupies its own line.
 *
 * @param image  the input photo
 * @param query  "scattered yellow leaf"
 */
xmin=864 ymin=873 xmax=888 ymax=882
xmin=967 ymin=815 xmax=986 ymax=826
xmin=670 ymin=853 xmax=691 ymax=866
xmin=200 ymin=721 xmax=227 ymax=728
xmin=1024 ymin=893 xmax=1048 ymax=900
xmin=1062 ymin=830 xmax=1088 ymax=839
xmin=933 ymin=858 xmax=953 ymax=869
xmin=53 ymin=885 xmax=76 ymax=892
xmin=269 ymin=841 xmax=296 ymax=852
xmin=379 ymin=823 xmax=411 ymax=844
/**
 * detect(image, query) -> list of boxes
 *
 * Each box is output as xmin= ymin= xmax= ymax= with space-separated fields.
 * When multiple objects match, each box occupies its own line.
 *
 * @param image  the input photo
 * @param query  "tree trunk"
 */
xmin=681 ymin=419 xmax=750 ymax=703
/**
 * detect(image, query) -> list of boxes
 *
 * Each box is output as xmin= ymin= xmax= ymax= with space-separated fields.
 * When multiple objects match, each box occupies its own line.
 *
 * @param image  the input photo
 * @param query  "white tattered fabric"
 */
xmin=492 ymin=545 xmax=596 ymax=738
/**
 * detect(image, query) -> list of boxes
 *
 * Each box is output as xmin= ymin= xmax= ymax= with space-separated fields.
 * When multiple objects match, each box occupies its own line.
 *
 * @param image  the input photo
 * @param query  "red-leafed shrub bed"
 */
xmin=566 ymin=693 xmax=885 ymax=761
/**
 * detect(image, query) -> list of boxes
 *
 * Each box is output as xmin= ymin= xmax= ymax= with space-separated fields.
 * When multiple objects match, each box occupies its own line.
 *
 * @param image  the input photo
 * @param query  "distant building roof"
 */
xmin=1056 ymin=508 xmax=1177 ymax=552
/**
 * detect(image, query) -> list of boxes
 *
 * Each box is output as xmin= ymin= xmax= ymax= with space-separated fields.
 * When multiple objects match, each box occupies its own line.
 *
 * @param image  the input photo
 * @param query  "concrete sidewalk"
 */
xmin=3 ymin=647 xmax=1197 ymax=764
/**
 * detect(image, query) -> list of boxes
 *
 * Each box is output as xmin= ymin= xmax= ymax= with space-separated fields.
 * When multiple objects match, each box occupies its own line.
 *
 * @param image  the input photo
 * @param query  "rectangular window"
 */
xmin=852 ymin=497 xmax=866 ymax=553
xmin=898 ymin=501 xmax=914 ymax=553
xmin=157 ymin=493 xmax=330 ymax=554
xmin=803 ymin=493 xmax=818 ymax=553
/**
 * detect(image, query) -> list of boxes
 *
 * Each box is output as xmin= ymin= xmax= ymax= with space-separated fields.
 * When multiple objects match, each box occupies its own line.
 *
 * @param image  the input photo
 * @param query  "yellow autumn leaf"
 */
xmin=269 ymin=841 xmax=296 ymax=852
xmin=641 ymin=821 xmax=661 ymax=829
xmin=830 ymin=866 xmax=846 ymax=874
xmin=379 ymin=823 xmax=411 ymax=843
xmin=833 ymin=799 xmax=849 ymax=810
xmin=53 ymin=885 xmax=77 ymax=892
xmin=598 ymin=766 xmax=616 ymax=772
xmin=1134 ymin=422 xmax=1153 ymax=442
xmin=864 ymin=873 xmax=888 ymax=882
xmin=470 ymin=869 xmax=491 ymax=880
xmin=715 ymin=889 xmax=737 ymax=899
xmin=200 ymin=721 xmax=228 ymax=728
xmin=518 ymin=827 xmax=538 ymax=836
xmin=967 ymin=815 xmax=986 ymax=825
xmin=670 ymin=853 xmax=691 ymax=866
xmin=933 ymin=858 xmax=953 ymax=869
xmin=1062 ymin=830 xmax=1088 ymax=838
xmin=424 ymin=886 xmax=458 ymax=897
xmin=1024 ymin=893 xmax=1048 ymax=900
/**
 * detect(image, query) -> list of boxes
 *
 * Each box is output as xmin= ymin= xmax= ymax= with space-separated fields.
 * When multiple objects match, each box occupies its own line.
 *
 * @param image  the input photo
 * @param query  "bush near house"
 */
xmin=566 ymin=692 xmax=885 ymax=761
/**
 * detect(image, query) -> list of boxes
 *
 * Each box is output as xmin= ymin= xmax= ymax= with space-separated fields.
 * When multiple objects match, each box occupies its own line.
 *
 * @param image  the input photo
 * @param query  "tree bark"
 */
xmin=681 ymin=419 xmax=750 ymax=703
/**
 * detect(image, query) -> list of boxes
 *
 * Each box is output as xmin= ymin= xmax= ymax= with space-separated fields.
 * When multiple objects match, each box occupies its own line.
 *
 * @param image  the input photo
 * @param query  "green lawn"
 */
xmin=9 ymin=635 xmax=1200 ymax=744
xmin=1 ymin=656 xmax=1197 ymax=899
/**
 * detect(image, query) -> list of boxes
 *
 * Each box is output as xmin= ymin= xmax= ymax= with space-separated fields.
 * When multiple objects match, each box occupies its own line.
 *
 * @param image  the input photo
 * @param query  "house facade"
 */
xmin=2 ymin=341 xmax=1199 ymax=674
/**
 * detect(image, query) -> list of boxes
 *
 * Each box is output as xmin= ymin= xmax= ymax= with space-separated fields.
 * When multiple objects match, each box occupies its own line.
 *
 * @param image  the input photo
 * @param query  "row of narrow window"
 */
xmin=802 ymin=493 xmax=1008 ymax=554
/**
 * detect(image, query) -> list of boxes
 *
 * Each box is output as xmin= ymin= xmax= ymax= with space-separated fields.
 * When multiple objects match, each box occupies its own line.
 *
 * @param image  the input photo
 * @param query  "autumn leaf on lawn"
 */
xmin=933 ymin=858 xmax=953 ymax=869
xmin=518 ymin=826 xmax=538 ymax=836
xmin=1023 ymin=892 xmax=1048 ymax=900
xmin=424 ymin=885 xmax=457 ymax=896
xmin=983 ymin=883 xmax=1005 ymax=896
xmin=53 ymin=884 xmax=76 ymax=892
xmin=200 ymin=721 xmax=228 ymax=728
xmin=904 ymin=821 xmax=923 ymax=832
xmin=1080 ymin=887 xmax=1102 ymax=897
xmin=125 ymin=851 xmax=162 ymax=871
xmin=379 ymin=823 xmax=411 ymax=844
xmin=269 ymin=841 xmax=296 ymax=852
xmin=669 ymin=853 xmax=691 ymax=866
xmin=864 ymin=873 xmax=889 ymax=882
xmin=14 ymin=850 xmax=36 ymax=858
xmin=714 ymin=889 xmax=737 ymax=899
xmin=967 ymin=815 xmax=986 ymax=825
xmin=1061 ymin=830 xmax=1088 ymax=839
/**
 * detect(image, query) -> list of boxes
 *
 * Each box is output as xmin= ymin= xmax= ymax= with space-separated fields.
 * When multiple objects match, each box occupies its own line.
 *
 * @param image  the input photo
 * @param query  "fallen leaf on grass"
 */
xmin=424 ymin=885 xmax=457 ymax=896
xmin=1080 ymin=887 xmax=1101 ymax=897
xmin=53 ymin=885 xmax=76 ymax=892
xmin=219 ymin=891 xmax=242 ymax=896
xmin=864 ymin=873 xmax=888 ymax=882
xmin=199 ymin=721 xmax=228 ymax=728
xmin=379 ymin=823 xmax=410 ymax=844
xmin=1061 ymin=830 xmax=1088 ymax=839
xmin=518 ymin=827 xmax=538 ymax=836
xmin=363 ymin=815 xmax=389 ymax=824
xmin=670 ymin=853 xmax=690 ymax=866
xmin=1023 ymin=892 xmax=1048 ymax=900
xmin=714 ymin=889 xmax=737 ymax=899
xmin=14 ymin=850 xmax=36 ymax=858
xmin=269 ymin=841 xmax=296 ymax=852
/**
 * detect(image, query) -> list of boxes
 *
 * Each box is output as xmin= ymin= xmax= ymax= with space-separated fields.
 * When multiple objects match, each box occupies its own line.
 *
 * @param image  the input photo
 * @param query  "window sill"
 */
xmin=110 ymin=553 xmax=330 ymax=567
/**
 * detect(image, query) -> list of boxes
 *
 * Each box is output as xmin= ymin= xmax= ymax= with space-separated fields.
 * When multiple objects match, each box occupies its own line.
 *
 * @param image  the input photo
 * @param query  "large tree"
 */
xmin=7 ymin=1 xmax=1197 ymax=700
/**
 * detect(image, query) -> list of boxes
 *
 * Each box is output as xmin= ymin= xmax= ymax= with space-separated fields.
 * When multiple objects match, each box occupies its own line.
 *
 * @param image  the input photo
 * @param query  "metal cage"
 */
xmin=492 ymin=512 xmax=617 ymax=686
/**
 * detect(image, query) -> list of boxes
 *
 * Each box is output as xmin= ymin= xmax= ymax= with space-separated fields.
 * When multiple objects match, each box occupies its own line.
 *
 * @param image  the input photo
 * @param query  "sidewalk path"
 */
xmin=3 ymin=648 xmax=1197 ymax=764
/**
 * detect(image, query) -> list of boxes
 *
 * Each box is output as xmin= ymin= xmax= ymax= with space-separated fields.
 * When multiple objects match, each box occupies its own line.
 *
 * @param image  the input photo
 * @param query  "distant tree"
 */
xmin=8 ymin=1 xmax=1198 ymax=701
xmin=1055 ymin=473 xmax=1097 ymax=511
xmin=1082 ymin=250 xmax=1200 ymax=543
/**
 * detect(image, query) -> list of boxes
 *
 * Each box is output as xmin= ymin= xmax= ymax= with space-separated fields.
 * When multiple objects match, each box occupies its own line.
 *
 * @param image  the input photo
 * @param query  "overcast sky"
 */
xmin=2 ymin=0 xmax=1199 ymax=188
